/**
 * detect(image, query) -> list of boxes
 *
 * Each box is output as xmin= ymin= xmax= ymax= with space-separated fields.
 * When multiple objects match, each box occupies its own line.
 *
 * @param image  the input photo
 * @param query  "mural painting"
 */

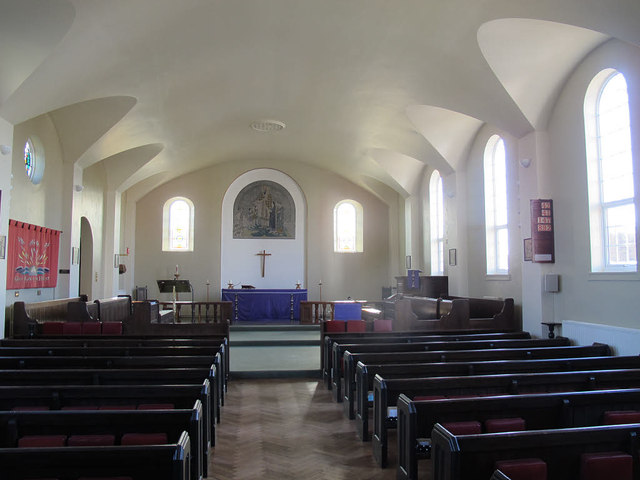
xmin=233 ymin=181 xmax=295 ymax=239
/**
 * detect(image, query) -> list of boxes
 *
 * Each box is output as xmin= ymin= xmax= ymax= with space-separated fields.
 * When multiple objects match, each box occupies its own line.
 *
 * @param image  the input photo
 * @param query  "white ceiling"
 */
xmin=1 ymin=0 xmax=636 ymax=198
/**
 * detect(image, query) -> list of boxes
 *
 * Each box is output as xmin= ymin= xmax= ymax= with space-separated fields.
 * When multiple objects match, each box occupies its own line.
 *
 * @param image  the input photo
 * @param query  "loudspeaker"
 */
xmin=544 ymin=274 xmax=559 ymax=293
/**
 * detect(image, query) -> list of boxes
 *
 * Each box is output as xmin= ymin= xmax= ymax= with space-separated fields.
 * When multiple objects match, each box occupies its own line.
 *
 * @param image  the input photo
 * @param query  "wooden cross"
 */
xmin=256 ymin=250 xmax=271 ymax=277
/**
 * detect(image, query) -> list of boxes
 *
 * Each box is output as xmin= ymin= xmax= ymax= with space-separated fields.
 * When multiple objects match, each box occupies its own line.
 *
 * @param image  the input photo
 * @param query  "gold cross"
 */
xmin=256 ymin=250 xmax=271 ymax=277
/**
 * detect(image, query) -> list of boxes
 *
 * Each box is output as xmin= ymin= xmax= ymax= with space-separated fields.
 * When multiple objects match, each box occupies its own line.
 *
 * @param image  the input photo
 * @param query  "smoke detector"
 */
xmin=250 ymin=119 xmax=286 ymax=132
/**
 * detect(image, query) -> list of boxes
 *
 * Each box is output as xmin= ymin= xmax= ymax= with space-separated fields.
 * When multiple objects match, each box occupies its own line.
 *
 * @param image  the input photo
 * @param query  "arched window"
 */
xmin=429 ymin=170 xmax=445 ymax=275
xmin=162 ymin=197 xmax=195 ymax=252
xmin=334 ymin=199 xmax=363 ymax=253
xmin=584 ymin=70 xmax=636 ymax=272
xmin=23 ymin=136 xmax=45 ymax=184
xmin=484 ymin=135 xmax=509 ymax=275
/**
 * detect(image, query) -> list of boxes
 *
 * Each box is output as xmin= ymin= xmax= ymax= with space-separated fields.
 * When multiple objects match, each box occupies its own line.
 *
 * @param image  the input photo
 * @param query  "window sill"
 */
xmin=588 ymin=271 xmax=640 ymax=281
xmin=485 ymin=274 xmax=511 ymax=281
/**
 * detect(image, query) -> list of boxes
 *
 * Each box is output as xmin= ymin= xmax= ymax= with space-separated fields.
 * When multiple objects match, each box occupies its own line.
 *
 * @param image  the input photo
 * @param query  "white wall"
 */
xmin=220 ymin=169 xmax=306 ymax=289
xmin=544 ymin=39 xmax=640 ymax=330
xmin=135 ymin=159 xmax=397 ymax=303
xmin=0 ymin=119 xmax=13 ymax=334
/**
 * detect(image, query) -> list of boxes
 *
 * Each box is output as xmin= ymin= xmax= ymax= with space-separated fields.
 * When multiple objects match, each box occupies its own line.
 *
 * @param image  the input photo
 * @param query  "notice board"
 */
xmin=530 ymin=199 xmax=555 ymax=263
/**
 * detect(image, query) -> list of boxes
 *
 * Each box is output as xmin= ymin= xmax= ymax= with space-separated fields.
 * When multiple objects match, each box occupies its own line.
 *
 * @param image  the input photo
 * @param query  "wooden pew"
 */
xmin=11 ymin=297 xmax=85 ymax=337
xmin=322 ymin=330 xmax=531 ymax=388
xmin=355 ymin=354 xmax=640 ymax=442
xmin=430 ymin=422 xmax=640 ymax=480
xmin=0 ymin=335 xmax=230 ymax=391
xmin=372 ymin=368 xmax=640 ymax=468
xmin=397 ymin=387 xmax=640 ymax=480
xmin=0 ymin=381 xmax=213 ymax=448
xmin=321 ymin=328 xmax=529 ymax=380
xmin=0 ymin=344 xmax=228 ymax=402
xmin=0 ymin=366 xmax=219 ymax=437
xmin=339 ymin=343 xmax=612 ymax=409
xmin=0 ymin=402 xmax=204 ymax=480
xmin=0 ymin=430 xmax=191 ymax=480
xmin=333 ymin=336 xmax=569 ymax=404
xmin=0 ymin=352 xmax=225 ymax=415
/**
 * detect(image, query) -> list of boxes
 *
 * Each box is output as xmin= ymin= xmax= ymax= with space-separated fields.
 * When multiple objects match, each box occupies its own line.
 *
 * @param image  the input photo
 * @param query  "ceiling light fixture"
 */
xmin=250 ymin=119 xmax=286 ymax=132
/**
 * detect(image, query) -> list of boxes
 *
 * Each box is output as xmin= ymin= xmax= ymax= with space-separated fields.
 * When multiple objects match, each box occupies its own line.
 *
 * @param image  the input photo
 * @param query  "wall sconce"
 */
xmin=74 ymin=184 xmax=84 ymax=192
xmin=520 ymin=157 xmax=532 ymax=168
xmin=0 ymin=145 xmax=11 ymax=155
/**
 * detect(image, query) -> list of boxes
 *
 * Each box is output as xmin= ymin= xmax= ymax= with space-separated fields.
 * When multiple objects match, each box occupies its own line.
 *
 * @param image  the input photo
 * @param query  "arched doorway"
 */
xmin=79 ymin=217 xmax=94 ymax=299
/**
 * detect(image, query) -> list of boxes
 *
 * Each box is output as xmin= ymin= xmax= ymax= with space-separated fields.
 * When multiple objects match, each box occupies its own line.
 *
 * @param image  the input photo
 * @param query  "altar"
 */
xmin=221 ymin=289 xmax=308 ymax=323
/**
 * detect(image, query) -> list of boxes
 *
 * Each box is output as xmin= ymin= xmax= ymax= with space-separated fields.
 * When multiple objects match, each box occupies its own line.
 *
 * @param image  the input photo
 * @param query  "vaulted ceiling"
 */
xmin=1 ymin=0 xmax=637 ymax=198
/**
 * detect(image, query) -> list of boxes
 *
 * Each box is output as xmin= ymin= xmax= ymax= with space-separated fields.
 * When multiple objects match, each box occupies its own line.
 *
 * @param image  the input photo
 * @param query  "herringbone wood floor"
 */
xmin=208 ymin=378 xmax=402 ymax=479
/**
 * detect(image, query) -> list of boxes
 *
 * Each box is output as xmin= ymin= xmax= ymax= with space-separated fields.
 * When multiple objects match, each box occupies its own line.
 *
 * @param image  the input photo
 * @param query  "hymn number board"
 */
xmin=530 ymin=199 xmax=555 ymax=263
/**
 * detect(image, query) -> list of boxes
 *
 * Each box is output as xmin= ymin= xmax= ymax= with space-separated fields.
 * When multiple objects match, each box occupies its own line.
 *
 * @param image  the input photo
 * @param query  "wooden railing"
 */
xmin=159 ymin=301 xmax=233 ymax=324
xmin=300 ymin=301 xmax=335 ymax=324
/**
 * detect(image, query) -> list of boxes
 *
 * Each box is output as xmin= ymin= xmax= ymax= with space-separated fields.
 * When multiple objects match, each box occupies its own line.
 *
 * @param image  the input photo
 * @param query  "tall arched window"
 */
xmin=334 ymin=199 xmax=363 ymax=253
xmin=584 ymin=70 xmax=636 ymax=272
xmin=429 ymin=170 xmax=444 ymax=275
xmin=484 ymin=135 xmax=509 ymax=275
xmin=162 ymin=197 xmax=195 ymax=252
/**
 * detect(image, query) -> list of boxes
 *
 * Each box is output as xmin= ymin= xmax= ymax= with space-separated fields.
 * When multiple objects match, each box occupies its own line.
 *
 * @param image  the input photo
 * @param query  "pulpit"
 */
xmin=221 ymin=288 xmax=307 ymax=323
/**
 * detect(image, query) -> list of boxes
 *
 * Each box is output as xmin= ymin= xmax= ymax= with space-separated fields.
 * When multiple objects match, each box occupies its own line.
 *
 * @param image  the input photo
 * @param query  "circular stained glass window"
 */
xmin=24 ymin=138 xmax=35 ymax=180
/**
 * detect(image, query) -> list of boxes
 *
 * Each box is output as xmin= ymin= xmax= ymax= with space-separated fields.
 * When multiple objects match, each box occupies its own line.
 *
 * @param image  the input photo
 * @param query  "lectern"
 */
xmin=156 ymin=279 xmax=194 ymax=321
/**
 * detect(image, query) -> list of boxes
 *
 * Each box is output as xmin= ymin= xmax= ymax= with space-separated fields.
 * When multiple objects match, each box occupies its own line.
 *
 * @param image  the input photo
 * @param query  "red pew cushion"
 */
xmin=120 ymin=432 xmax=168 ymax=445
xmin=67 ymin=434 xmax=116 ymax=446
xmin=373 ymin=319 xmax=393 ymax=332
xmin=325 ymin=320 xmax=346 ymax=333
xmin=101 ymin=321 xmax=123 ymax=335
xmin=441 ymin=421 xmax=482 ymax=435
xmin=42 ymin=322 xmax=64 ymax=335
xmin=18 ymin=435 xmax=67 ymax=447
xmin=580 ymin=452 xmax=632 ymax=480
xmin=485 ymin=417 xmax=526 ymax=433
xmin=81 ymin=322 xmax=102 ymax=335
xmin=602 ymin=410 xmax=640 ymax=425
xmin=61 ymin=405 xmax=99 ymax=410
xmin=495 ymin=458 xmax=547 ymax=480
xmin=414 ymin=395 xmax=445 ymax=401
xmin=137 ymin=403 xmax=175 ymax=410
xmin=346 ymin=320 xmax=366 ymax=332
xmin=62 ymin=322 xmax=83 ymax=335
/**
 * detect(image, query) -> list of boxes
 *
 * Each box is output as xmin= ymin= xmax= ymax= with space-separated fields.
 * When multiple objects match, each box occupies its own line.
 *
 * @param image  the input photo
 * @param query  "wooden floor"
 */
xmin=208 ymin=377 xmax=399 ymax=479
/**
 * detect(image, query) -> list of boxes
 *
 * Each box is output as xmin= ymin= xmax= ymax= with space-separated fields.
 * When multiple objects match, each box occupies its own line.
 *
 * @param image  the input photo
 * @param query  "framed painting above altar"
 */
xmin=233 ymin=180 xmax=295 ymax=239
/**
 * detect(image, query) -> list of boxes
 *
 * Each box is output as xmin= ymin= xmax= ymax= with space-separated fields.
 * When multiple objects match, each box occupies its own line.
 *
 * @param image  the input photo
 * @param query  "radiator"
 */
xmin=563 ymin=320 xmax=640 ymax=356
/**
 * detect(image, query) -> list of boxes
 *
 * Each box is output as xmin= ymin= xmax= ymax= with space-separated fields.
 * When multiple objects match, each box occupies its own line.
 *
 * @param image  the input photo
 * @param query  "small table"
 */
xmin=541 ymin=322 xmax=561 ymax=339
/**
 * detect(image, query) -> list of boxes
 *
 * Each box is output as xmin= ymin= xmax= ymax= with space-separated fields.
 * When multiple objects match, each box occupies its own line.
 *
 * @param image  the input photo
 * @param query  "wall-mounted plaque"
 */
xmin=530 ymin=199 xmax=554 ymax=263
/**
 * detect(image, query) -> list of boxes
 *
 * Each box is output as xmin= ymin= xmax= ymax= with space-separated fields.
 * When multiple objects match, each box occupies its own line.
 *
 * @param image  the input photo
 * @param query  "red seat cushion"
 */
xmin=602 ymin=410 xmax=640 ymax=425
xmin=325 ymin=320 xmax=346 ymax=333
xmin=120 ymin=432 xmax=168 ymax=445
xmin=346 ymin=320 xmax=366 ymax=332
xmin=61 ymin=405 xmax=99 ymax=410
xmin=42 ymin=322 xmax=64 ymax=335
xmin=62 ymin=322 xmax=83 ymax=335
xmin=485 ymin=417 xmax=526 ymax=433
xmin=81 ymin=322 xmax=102 ymax=335
xmin=101 ymin=322 xmax=123 ymax=335
xmin=495 ymin=458 xmax=547 ymax=480
xmin=67 ymin=434 xmax=116 ymax=446
xmin=137 ymin=403 xmax=175 ymax=410
xmin=414 ymin=395 xmax=445 ymax=401
xmin=373 ymin=319 xmax=393 ymax=332
xmin=18 ymin=435 xmax=67 ymax=447
xmin=580 ymin=452 xmax=632 ymax=480
xmin=441 ymin=421 xmax=482 ymax=435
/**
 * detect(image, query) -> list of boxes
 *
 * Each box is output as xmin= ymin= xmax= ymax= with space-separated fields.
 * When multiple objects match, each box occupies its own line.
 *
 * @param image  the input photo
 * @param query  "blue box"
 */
xmin=333 ymin=301 xmax=362 ymax=320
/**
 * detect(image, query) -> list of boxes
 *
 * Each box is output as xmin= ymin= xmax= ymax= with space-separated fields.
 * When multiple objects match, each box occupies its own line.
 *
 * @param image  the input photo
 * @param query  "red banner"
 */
xmin=7 ymin=220 xmax=61 ymax=289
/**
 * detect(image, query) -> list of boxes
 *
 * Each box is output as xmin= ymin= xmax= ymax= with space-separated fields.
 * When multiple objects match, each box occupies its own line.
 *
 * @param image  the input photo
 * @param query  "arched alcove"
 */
xmin=221 ymin=169 xmax=306 ymax=289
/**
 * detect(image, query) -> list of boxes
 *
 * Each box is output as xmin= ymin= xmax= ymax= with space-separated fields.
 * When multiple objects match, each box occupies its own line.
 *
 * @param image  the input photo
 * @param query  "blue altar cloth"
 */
xmin=221 ymin=289 xmax=308 ymax=323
